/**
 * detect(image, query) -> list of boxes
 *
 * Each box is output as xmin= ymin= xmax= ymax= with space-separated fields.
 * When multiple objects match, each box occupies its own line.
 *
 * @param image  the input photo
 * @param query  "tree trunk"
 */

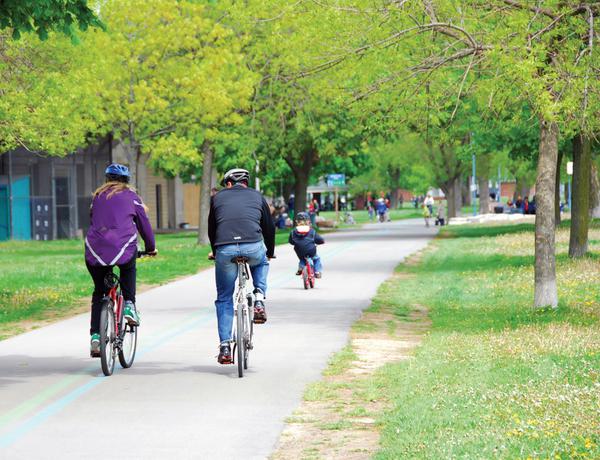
xmin=534 ymin=120 xmax=559 ymax=308
xmin=441 ymin=176 xmax=461 ymax=219
xmin=514 ymin=176 xmax=530 ymax=202
xmin=555 ymin=149 xmax=563 ymax=225
xmin=568 ymin=134 xmax=591 ymax=258
xmin=197 ymin=141 xmax=214 ymax=245
xmin=590 ymin=163 xmax=600 ymax=218
xmin=123 ymin=141 xmax=139 ymax=190
xmin=288 ymin=149 xmax=317 ymax=217
xmin=389 ymin=168 xmax=400 ymax=208
xmin=454 ymin=178 xmax=462 ymax=216
xmin=478 ymin=176 xmax=489 ymax=214
xmin=462 ymin=177 xmax=471 ymax=207
xmin=293 ymin=169 xmax=309 ymax=218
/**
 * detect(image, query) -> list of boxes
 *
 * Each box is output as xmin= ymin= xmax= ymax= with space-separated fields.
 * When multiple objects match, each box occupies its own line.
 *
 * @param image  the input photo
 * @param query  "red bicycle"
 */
xmin=302 ymin=256 xmax=316 ymax=290
xmin=98 ymin=251 xmax=151 ymax=376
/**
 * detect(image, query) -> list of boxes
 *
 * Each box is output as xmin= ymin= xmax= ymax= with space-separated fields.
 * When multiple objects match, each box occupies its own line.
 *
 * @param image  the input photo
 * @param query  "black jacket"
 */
xmin=289 ymin=228 xmax=324 ymax=258
xmin=208 ymin=185 xmax=275 ymax=257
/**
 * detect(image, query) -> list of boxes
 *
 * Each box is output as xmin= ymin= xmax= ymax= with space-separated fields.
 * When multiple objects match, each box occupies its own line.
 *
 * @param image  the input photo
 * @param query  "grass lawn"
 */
xmin=319 ymin=207 xmax=422 ymax=226
xmin=369 ymin=221 xmax=600 ymax=458
xmin=0 ymin=230 xmax=290 ymax=339
xmin=297 ymin=220 xmax=599 ymax=458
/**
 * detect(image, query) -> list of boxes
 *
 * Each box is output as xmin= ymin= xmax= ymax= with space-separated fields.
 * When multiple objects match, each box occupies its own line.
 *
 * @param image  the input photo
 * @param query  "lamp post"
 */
xmin=567 ymin=161 xmax=573 ymax=211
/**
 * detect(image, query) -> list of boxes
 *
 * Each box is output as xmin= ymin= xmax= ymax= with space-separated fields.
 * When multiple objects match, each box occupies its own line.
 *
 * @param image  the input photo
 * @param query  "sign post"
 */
xmin=327 ymin=174 xmax=346 ymax=222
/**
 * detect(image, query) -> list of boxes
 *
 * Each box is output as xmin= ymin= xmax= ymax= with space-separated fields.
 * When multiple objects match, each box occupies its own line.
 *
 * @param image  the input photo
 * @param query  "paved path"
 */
xmin=0 ymin=219 xmax=436 ymax=459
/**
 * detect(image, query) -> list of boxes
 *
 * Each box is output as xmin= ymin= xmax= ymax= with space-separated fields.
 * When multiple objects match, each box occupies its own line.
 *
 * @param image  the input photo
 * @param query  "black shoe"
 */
xmin=218 ymin=343 xmax=232 ymax=364
xmin=253 ymin=300 xmax=267 ymax=324
xmin=295 ymin=269 xmax=303 ymax=276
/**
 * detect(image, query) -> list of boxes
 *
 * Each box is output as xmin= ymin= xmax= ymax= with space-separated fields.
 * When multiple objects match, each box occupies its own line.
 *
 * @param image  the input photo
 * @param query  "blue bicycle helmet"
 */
xmin=105 ymin=163 xmax=130 ymax=183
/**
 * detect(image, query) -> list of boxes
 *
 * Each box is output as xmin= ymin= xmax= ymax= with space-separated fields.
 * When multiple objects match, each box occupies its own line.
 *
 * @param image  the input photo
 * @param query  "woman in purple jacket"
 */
xmin=85 ymin=164 xmax=156 ymax=356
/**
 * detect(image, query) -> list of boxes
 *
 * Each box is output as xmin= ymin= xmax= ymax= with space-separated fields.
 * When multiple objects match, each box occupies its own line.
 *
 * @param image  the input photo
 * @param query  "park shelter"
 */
xmin=0 ymin=137 xmax=199 ymax=241
xmin=307 ymin=178 xmax=350 ymax=211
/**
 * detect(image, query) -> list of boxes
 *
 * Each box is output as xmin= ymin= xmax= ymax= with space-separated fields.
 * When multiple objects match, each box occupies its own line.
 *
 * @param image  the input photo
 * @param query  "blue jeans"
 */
xmin=214 ymin=242 xmax=269 ymax=343
xmin=299 ymin=255 xmax=322 ymax=273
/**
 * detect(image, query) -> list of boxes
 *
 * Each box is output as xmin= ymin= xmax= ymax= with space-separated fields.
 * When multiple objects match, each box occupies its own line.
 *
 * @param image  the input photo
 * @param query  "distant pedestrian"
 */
xmin=367 ymin=199 xmax=374 ymax=221
xmin=422 ymin=204 xmax=431 ymax=227
xmin=436 ymin=201 xmax=446 ymax=226
xmin=424 ymin=193 xmax=434 ymax=216
xmin=288 ymin=194 xmax=295 ymax=220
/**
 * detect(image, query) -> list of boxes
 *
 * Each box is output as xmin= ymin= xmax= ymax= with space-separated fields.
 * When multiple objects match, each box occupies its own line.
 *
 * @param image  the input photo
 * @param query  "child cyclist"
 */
xmin=289 ymin=212 xmax=324 ymax=278
xmin=85 ymin=164 xmax=157 ymax=357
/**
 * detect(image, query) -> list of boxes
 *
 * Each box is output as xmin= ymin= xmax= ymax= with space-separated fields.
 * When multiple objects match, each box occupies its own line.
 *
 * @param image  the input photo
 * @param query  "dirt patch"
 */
xmin=271 ymin=287 xmax=430 ymax=459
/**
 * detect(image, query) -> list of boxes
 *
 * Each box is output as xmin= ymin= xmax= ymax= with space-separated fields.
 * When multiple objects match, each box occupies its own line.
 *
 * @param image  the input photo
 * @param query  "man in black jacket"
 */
xmin=208 ymin=168 xmax=275 ymax=364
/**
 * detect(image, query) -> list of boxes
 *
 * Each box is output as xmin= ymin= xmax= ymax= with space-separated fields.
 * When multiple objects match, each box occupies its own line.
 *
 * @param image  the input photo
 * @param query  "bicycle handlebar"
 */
xmin=137 ymin=250 xmax=157 ymax=258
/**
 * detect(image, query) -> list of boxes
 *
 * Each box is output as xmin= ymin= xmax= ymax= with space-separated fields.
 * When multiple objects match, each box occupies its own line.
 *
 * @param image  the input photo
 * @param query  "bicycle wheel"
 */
xmin=243 ymin=307 xmax=251 ymax=370
xmin=236 ymin=305 xmax=244 ymax=378
xmin=118 ymin=321 xmax=137 ymax=369
xmin=99 ymin=302 xmax=116 ymax=376
xmin=303 ymin=267 xmax=309 ymax=290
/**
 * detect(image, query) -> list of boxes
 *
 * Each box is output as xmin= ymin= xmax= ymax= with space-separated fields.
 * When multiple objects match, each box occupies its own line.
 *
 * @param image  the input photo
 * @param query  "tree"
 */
xmin=78 ymin=0 xmax=255 ymax=201
xmin=278 ymin=0 xmax=600 ymax=308
xmin=0 ymin=30 xmax=104 ymax=155
xmin=0 ymin=0 xmax=101 ymax=40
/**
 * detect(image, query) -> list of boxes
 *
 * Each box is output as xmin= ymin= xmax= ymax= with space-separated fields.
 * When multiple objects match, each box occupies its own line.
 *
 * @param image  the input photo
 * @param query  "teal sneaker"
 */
xmin=123 ymin=301 xmax=140 ymax=326
xmin=90 ymin=333 xmax=101 ymax=357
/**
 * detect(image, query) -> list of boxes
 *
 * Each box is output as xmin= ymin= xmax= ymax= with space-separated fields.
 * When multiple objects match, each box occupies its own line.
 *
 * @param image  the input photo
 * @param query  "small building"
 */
xmin=0 ymin=137 xmax=199 ymax=241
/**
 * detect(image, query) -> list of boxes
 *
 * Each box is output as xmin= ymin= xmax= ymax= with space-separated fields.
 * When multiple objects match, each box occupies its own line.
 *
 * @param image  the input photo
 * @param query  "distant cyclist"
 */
xmin=85 ymin=164 xmax=156 ymax=357
xmin=208 ymin=168 xmax=275 ymax=365
xmin=376 ymin=198 xmax=387 ymax=222
xmin=289 ymin=212 xmax=324 ymax=278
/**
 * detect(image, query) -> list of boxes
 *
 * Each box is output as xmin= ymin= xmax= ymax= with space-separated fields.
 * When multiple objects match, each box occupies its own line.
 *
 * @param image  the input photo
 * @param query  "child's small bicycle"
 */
xmin=302 ymin=256 xmax=316 ymax=290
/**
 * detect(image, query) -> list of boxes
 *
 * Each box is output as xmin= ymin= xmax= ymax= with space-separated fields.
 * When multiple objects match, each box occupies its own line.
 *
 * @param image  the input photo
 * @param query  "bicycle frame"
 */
xmin=234 ymin=262 xmax=253 ymax=334
xmin=104 ymin=272 xmax=123 ymax=337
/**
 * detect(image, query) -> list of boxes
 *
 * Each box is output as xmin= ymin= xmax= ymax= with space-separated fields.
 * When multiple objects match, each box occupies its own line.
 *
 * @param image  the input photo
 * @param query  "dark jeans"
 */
xmin=86 ymin=257 xmax=136 ymax=335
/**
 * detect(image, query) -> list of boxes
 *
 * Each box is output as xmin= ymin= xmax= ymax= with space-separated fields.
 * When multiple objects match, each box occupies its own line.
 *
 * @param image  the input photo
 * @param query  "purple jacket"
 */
xmin=85 ymin=187 xmax=155 ymax=267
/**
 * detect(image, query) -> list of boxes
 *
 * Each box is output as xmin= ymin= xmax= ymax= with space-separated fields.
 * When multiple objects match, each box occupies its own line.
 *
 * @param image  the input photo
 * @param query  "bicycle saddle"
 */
xmin=231 ymin=256 xmax=250 ymax=263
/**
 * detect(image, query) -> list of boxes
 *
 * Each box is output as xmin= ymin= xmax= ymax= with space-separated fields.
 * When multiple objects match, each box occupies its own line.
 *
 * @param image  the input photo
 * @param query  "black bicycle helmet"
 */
xmin=221 ymin=168 xmax=250 ymax=186
xmin=295 ymin=212 xmax=310 ymax=224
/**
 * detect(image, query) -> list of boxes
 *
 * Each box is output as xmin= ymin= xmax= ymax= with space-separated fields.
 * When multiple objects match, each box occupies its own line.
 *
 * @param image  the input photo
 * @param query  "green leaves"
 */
xmin=0 ymin=0 xmax=103 ymax=40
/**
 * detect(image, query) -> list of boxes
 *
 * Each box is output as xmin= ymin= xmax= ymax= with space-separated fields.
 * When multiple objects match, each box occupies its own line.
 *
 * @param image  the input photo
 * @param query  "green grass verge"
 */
xmin=319 ymin=207 xmax=422 ymax=226
xmin=372 ymin=222 xmax=600 ymax=459
xmin=0 ymin=229 xmax=290 ymax=338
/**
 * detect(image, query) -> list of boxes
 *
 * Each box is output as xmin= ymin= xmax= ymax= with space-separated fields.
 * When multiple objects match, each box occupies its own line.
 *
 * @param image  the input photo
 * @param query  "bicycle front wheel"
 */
xmin=99 ymin=302 xmax=116 ymax=376
xmin=118 ymin=322 xmax=137 ymax=369
xmin=243 ymin=307 xmax=251 ymax=370
xmin=236 ymin=306 xmax=244 ymax=378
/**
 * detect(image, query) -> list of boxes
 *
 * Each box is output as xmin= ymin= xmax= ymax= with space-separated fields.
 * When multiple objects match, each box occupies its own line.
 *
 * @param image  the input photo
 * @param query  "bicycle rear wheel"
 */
xmin=99 ymin=302 xmax=116 ymax=376
xmin=236 ymin=306 xmax=244 ymax=378
xmin=118 ymin=322 xmax=137 ymax=368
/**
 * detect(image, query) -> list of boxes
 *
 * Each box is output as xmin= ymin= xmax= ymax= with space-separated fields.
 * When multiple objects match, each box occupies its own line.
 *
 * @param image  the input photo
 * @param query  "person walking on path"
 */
xmin=85 ymin=164 xmax=157 ymax=357
xmin=422 ymin=203 xmax=431 ymax=227
xmin=424 ymin=193 xmax=434 ymax=217
xmin=208 ymin=168 xmax=276 ymax=365
xmin=436 ymin=201 xmax=446 ymax=226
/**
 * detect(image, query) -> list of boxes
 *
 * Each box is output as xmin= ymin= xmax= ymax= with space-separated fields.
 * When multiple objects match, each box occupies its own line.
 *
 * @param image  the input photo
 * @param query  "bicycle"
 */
xmin=302 ymin=256 xmax=316 ymax=290
xmin=97 ymin=251 xmax=152 ymax=377
xmin=231 ymin=256 xmax=255 ymax=378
